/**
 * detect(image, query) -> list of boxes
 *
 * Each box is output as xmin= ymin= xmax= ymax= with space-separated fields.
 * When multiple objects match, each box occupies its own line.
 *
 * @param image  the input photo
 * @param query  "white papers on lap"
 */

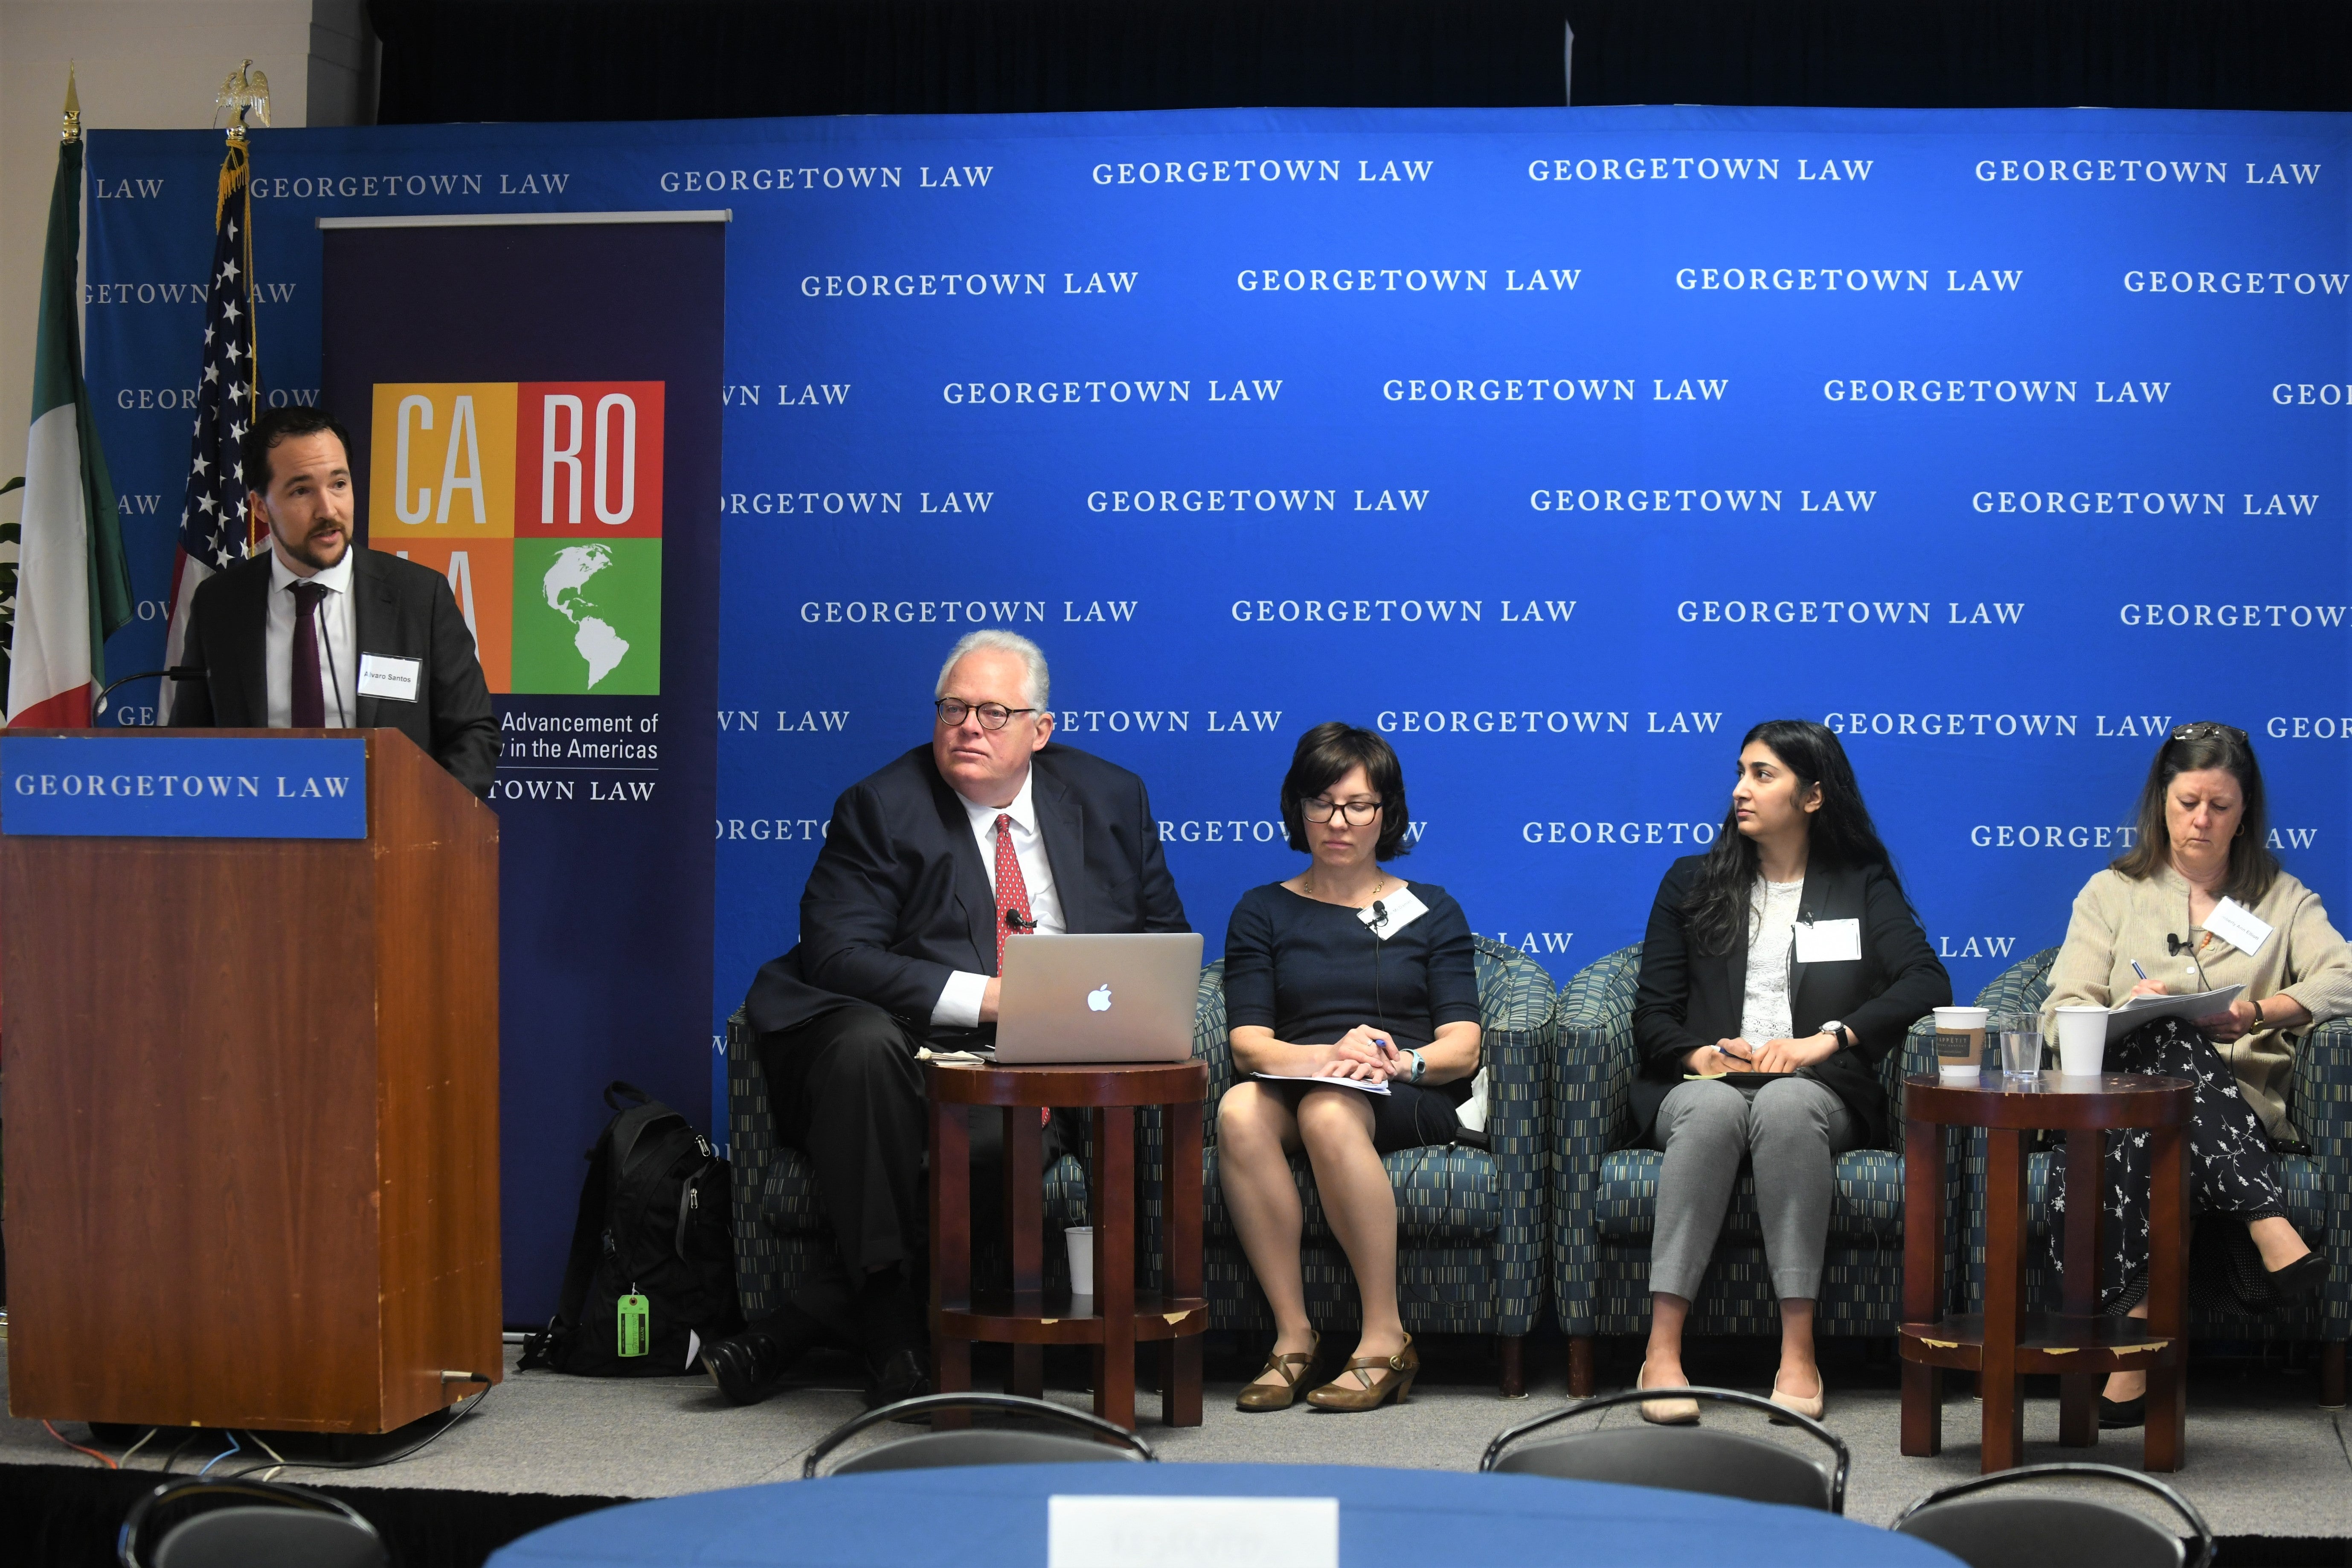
xmin=2105 ymin=985 xmax=2244 ymax=1044
xmin=1252 ymin=1070 xmax=1392 ymax=1096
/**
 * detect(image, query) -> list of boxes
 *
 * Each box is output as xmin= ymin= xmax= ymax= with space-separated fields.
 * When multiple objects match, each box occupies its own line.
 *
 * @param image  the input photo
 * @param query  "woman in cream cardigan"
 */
xmin=2044 ymin=722 xmax=2352 ymax=1426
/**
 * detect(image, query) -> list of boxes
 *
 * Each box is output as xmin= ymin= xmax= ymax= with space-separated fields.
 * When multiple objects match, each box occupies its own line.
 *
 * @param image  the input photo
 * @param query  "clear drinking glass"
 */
xmin=1997 ymin=1015 xmax=2043 ymax=1081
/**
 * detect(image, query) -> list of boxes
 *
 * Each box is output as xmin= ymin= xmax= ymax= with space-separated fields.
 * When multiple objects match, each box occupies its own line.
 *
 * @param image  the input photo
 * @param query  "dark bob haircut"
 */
xmin=1279 ymin=722 xmax=1411 ymax=860
xmin=2111 ymin=722 xmax=2280 ymax=904
xmin=244 ymin=406 xmax=354 ymax=494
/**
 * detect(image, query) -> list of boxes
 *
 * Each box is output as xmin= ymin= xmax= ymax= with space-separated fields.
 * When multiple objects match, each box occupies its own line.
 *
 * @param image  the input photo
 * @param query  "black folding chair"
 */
xmin=1480 ymin=1386 xmax=1849 ymax=1513
xmin=119 ymin=1476 xmax=387 ymax=1568
xmin=802 ymin=1392 xmax=1156 ymax=1477
xmin=1892 ymin=1462 xmax=2214 ymax=1568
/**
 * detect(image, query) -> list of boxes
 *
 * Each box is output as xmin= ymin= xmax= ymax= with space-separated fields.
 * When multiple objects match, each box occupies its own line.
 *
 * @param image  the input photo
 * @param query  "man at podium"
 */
xmin=167 ymin=406 xmax=499 ymax=796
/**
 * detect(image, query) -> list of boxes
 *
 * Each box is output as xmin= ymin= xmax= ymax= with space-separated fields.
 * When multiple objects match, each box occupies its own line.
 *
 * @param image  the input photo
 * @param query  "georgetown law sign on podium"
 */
xmin=1 ymin=736 xmax=369 ymax=838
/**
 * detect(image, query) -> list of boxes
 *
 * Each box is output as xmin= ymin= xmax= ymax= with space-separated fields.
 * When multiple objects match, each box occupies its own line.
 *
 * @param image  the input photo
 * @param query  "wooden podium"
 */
xmin=1 ymin=728 xmax=501 ymax=1434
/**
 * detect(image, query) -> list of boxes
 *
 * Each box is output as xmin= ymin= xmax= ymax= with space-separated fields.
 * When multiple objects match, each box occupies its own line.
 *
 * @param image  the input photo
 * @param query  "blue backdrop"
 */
xmin=82 ymin=107 xmax=2352 ymax=1319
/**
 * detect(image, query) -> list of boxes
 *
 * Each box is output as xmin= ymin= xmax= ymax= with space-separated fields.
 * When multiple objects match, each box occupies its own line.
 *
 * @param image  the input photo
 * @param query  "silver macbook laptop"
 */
xmin=992 ymin=932 xmax=1204 ymax=1064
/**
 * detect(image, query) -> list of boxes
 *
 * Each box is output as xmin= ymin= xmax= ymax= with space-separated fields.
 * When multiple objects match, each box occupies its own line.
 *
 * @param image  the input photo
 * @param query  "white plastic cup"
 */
xmin=1065 ymin=1226 xmax=1095 ymax=1298
xmin=2056 ymin=1006 xmax=2108 ymax=1077
xmin=1933 ymin=1005 xmax=1991 ymax=1079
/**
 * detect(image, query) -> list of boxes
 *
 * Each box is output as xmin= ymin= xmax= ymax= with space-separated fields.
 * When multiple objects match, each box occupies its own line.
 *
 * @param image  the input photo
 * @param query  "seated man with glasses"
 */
xmin=703 ymin=630 xmax=1190 ymax=1409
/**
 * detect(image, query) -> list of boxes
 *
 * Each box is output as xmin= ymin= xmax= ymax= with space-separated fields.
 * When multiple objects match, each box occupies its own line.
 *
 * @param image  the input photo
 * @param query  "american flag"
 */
xmin=161 ymin=133 xmax=259 ymax=685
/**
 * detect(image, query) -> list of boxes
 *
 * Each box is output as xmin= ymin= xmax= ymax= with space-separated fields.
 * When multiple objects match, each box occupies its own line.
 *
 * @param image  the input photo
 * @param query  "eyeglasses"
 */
xmin=2171 ymin=722 xmax=2248 ymax=742
xmin=1301 ymin=797 xmax=1382 ymax=826
xmin=935 ymin=698 xmax=1038 ymax=731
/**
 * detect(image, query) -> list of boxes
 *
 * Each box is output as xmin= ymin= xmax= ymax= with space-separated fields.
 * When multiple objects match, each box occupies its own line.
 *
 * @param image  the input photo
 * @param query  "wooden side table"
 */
xmin=925 ymin=1059 xmax=1208 ymax=1432
xmin=1900 ymin=1071 xmax=2194 ymax=1472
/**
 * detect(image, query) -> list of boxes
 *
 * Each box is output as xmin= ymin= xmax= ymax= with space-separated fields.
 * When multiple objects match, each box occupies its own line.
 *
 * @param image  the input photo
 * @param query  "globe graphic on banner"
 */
xmin=541 ymin=543 xmax=631 ymax=688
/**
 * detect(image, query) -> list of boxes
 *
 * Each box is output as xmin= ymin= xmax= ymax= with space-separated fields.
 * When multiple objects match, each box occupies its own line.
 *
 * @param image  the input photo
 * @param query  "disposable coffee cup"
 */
xmin=1065 ymin=1226 xmax=1095 ymax=1298
xmin=2056 ymin=1006 xmax=2108 ymax=1077
xmin=1933 ymin=1005 xmax=1990 ymax=1079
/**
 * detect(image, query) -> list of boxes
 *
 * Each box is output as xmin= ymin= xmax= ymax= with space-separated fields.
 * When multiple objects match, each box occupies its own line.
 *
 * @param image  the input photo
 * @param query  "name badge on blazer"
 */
xmin=2205 ymin=896 xmax=2273 ymax=957
xmin=1793 ymin=918 xmax=1862 ymax=964
xmin=1359 ymin=887 xmax=1429 ymax=941
xmin=356 ymin=653 xmax=422 ymax=703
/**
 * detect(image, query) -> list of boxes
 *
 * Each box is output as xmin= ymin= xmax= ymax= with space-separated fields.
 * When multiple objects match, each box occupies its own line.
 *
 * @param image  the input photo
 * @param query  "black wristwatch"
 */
xmin=1818 ymin=1020 xmax=1850 ymax=1050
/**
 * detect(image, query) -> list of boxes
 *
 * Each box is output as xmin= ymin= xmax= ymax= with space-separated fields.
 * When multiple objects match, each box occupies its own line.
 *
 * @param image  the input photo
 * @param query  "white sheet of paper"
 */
xmin=1252 ymin=1070 xmax=1391 ymax=1096
xmin=1359 ymin=886 xmax=1429 ymax=941
xmin=1049 ymin=1496 xmax=1338 ymax=1568
xmin=2205 ymin=897 xmax=2274 ymax=958
xmin=356 ymin=653 xmax=422 ymax=703
xmin=1793 ymin=917 xmax=1862 ymax=964
xmin=2108 ymin=984 xmax=2244 ymax=1044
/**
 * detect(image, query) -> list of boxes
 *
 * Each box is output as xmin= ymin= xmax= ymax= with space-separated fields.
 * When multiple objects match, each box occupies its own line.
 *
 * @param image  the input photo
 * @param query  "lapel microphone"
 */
xmin=2166 ymin=931 xmax=2212 ymax=989
xmin=1003 ymin=908 xmax=1036 ymax=933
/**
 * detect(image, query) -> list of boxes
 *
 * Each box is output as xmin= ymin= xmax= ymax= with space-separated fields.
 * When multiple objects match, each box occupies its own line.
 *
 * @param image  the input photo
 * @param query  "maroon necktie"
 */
xmin=290 ymin=581 xmax=328 ymax=728
xmin=993 ymin=812 xmax=1034 ymax=974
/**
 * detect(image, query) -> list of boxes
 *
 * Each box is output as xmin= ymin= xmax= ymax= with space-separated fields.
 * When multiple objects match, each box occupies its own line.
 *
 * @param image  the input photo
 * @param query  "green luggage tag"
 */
xmin=618 ymin=1289 xmax=650 ymax=1358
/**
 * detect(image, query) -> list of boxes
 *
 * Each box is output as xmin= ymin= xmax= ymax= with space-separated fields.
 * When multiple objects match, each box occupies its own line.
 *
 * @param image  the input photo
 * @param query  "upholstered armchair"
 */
xmin=1551 ymin=942 xmax=1955 ymax=1394
xmin=1956 ymin=948 xmax=2350 ymax=1406
xmin=1157 ymin=936 xmax=1556 ymax=1395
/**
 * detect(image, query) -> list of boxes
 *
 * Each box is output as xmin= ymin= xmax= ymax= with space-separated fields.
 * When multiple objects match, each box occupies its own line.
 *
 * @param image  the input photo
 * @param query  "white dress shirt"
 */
xmin=931 ymin=765 xmax=1066 ymax=1028
xmin=264 ymin=548 xmax=359 ymax=728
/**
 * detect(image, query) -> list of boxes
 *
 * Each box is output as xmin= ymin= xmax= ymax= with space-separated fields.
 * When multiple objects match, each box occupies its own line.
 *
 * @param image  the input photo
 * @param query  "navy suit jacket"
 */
xmin=743 ymin=742 xmax=1190 ymax=1038
xmin=166 ymin=546 xmax=500 ymax=797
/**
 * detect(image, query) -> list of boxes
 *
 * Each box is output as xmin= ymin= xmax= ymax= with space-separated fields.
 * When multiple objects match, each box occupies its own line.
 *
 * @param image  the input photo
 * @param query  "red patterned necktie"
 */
xmin=992 ymin=812 xmax=1034 ymax=974
xmin=290 ymin=581 xmax=328 ymax=728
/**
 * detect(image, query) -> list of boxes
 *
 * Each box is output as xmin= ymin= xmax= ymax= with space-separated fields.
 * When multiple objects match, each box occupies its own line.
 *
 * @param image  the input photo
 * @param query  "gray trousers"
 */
xmin=1646 ymin=1075 xmax=1863 ymax=1303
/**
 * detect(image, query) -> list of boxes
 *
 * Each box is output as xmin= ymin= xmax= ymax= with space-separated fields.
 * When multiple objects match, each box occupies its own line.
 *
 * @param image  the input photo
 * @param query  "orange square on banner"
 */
xmin=390 ymin=540 xmax=515 ymax=694
xmin=367 ymin=383 xmax=518 ymax=540
xmin=515 ymin=382 xmax=665 ymax=539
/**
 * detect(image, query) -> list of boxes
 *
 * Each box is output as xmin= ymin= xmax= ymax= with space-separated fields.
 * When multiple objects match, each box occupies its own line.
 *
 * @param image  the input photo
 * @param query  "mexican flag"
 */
xmin=6 ymin=129 xmax=132 ymax=728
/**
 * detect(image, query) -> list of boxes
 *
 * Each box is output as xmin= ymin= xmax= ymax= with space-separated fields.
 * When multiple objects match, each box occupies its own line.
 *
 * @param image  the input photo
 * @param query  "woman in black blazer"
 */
xmin=1628 ymin=720 xmax=1949 ymax=1423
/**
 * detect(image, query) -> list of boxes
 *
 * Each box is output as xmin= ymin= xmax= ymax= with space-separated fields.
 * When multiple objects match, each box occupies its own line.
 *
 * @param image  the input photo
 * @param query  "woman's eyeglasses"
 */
xmin=1301 ymin=797 xmax=1382 ymax=825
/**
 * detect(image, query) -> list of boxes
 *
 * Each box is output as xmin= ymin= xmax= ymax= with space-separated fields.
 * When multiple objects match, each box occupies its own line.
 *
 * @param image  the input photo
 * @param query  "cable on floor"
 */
xmin=41 ymin=1421 xmax=118 ymax=1469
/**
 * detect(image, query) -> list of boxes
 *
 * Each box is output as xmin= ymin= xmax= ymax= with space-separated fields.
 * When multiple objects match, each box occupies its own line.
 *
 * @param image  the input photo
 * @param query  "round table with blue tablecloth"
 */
xmin=487 ymin=1461 xmax=1960 ymax=1568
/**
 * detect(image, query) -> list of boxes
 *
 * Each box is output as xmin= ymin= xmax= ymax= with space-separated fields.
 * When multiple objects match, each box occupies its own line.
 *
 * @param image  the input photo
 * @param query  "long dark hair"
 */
xmin=2109 ymin=723 xmax=2279 ymax=904
xmin=1682 ymin=719 xmax=1905 ymax=956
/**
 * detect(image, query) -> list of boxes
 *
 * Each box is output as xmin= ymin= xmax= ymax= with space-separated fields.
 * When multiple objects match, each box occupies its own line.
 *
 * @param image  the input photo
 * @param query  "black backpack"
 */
xmin=521 ymin=1082 xmax=743 ymax=1376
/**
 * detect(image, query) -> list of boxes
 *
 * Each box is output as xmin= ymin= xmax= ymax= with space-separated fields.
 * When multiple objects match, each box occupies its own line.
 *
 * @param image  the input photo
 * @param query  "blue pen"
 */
xmin=2131 ymin=960 xmax=2150 ymax=981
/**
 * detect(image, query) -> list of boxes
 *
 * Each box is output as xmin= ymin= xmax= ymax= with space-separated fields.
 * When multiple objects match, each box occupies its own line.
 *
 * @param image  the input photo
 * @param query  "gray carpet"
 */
xmin=3 ymin=1342 xmax=2345 ymax=1536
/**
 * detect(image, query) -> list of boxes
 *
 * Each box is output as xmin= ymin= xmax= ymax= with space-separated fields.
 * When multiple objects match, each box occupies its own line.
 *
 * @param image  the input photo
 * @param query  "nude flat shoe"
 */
xmin=1637 ymin=1362 xmax=1700 ymax=1426
xmin=1768 ymin=1370 xmax=1826 ymax=1423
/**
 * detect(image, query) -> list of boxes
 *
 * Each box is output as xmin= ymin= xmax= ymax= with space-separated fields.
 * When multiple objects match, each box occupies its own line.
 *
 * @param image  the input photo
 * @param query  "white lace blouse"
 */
xmin=1738 ymin=876 xmax=1806 ymax=1044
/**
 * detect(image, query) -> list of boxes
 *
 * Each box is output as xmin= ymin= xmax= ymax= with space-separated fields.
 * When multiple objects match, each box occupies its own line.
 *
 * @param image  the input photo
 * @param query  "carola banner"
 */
xmin=83 ymin=109 xmax=2351 ymax=1318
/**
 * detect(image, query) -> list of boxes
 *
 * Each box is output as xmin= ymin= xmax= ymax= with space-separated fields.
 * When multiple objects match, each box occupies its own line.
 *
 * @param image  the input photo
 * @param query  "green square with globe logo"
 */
xmin=511 ymin=539 xmax=662 ymax=695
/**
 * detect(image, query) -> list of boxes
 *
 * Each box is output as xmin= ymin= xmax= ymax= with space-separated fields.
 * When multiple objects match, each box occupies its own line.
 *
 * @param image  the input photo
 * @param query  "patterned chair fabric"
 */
xmin=1553 ymin=943 xmax=1957 ymax=1350
xmin=1148 ymin=936 xmax=1556 ymax=1362
xmin=1956 ymin=950 xmax=2352 ymax=1356
xmin=725 ymin=1009 xmax=1091 ymax=1321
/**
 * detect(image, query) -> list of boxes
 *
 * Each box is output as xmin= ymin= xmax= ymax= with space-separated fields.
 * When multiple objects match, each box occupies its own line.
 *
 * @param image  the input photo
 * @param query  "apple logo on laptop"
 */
xmin=1086 ymin=984 xmax=1113 ymax=1013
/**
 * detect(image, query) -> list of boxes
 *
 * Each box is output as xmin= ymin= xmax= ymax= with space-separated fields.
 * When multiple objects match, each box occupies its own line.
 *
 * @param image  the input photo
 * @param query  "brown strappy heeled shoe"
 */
xmin=1236 ymin=1330 xmax=1320 ymax=1411
xmin=1305 ymin=1334 xmax=1418 ymax=1411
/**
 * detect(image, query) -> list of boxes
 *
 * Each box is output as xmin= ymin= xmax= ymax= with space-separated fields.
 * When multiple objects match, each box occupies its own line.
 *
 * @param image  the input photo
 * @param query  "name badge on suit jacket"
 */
xmin=357 ymin=653 xmax=422 ymax=703
xmin=1793 ymin=918 xmax=1862 ymax=964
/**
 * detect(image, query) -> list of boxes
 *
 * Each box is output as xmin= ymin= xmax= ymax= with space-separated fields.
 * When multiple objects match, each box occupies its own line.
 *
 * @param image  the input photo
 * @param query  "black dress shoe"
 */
xmin=2097 ymin=1394 xmax=2146 ymax=1429
xmin=2265 ymin=1251 xmax=2328 ymax=1309
xmin=700 ymin=1315 xmax=813 ymax=1406
xmin=862 ymin=1347 xmax=934 ymax=1412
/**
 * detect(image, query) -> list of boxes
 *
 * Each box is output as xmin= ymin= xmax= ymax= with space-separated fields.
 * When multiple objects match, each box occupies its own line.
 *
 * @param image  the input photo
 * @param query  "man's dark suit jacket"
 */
xmin=1629 ymin=854 xmax=1951 ymax=1148
xmin=744 ymin=742 xmax=1190 ymax=1038
xmin=166 ymin=546 xmax=500 ymax=797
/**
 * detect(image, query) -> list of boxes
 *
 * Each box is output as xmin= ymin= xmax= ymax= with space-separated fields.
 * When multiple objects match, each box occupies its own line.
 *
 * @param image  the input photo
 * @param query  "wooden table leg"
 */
xmin=2058 ymin=1127 xmax=2104 ymax=1449
xmin=1093 ymin=1106 xmax=1137 ymax=1429
xmin=2143 ymin=1124 xmax=2189 ymax=1472
xmin=1159 ymin=1098 xmax=1204 ymax=1428
xmin=1901 ymin=1113 xmax=1945 ymax=1458
xmin=1004 ymin=1107 xmax=1045 ymax=1400
xmin=1981 ymin=1126 xmax=2027 ymax=1472
xmin=930 ymin=1097 xmax=972 ymax=1428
